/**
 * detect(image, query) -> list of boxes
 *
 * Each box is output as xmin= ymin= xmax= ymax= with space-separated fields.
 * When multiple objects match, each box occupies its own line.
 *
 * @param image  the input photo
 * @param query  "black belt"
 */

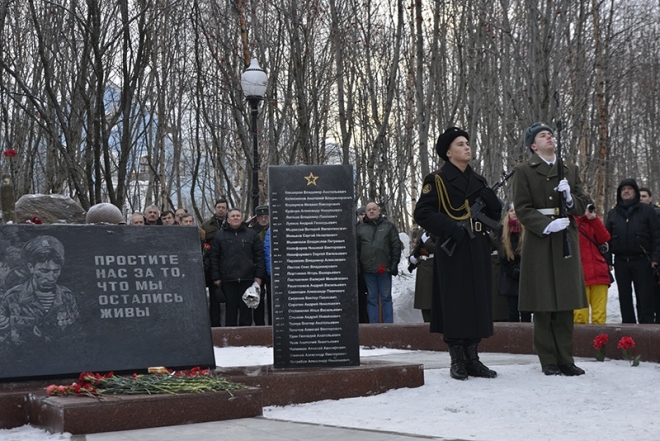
xmin=616 ymin=254 xmax=645 ymax=262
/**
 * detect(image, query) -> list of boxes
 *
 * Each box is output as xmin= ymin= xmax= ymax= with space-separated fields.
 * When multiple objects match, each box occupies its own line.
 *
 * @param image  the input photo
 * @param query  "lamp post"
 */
xmin=240 ymin=58 xmax=268 ymax=215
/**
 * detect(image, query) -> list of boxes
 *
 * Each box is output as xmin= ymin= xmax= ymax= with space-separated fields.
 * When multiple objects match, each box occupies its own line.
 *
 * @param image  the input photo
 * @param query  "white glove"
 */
xmin=409 ymin=255 xmax=419 ymax=265
xmin=421 ymin=232 xmax=430 ymax=243
xmin=242 ymin=282 xmax=261 ymax=309
xmin=544 ymin=218 xmax=570 ymax=234
xmin=556 ymin=179 xmax=573 ymax=205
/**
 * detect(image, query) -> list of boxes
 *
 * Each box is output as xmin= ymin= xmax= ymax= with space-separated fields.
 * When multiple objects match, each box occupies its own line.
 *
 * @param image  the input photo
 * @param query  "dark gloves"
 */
xmin=389 ymin=264 xmax=399 ymax=276
xmin=450 ymin=222 xmax=466 ymax=243
xmin=479 ymin=187 xmax=502 ymax=212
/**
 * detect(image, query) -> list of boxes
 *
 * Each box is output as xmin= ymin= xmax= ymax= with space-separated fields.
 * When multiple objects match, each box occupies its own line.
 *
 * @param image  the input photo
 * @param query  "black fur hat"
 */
xmin=435 ymin=127 xmax=469 ymax=161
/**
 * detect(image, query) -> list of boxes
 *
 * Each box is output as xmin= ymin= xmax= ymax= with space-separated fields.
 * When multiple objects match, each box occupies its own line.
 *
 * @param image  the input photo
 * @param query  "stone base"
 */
xmin=0 ymin=359 xmax=423 ymax=433
xmin=28 ymin=387 xmax=262 ymax=435
xmin=219 ymin=359 xmax=424 ymax=407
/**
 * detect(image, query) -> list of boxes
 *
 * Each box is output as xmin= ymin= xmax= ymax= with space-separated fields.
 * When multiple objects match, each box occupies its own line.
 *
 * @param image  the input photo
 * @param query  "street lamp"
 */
xmin=240 ymin=58 xmax=268 ymax=215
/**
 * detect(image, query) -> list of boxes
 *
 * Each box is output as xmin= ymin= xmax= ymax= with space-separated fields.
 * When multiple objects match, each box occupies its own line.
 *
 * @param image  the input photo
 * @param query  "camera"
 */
xmin=587 ymin=204 xmax=596 ymax=213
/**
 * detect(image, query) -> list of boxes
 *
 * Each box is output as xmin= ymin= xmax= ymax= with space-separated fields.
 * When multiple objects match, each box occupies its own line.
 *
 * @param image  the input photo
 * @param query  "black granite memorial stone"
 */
xmin=269 ymin=165 xmax=359 ymax=368
xmin=0 ymin=225 xmax=215 ymax=380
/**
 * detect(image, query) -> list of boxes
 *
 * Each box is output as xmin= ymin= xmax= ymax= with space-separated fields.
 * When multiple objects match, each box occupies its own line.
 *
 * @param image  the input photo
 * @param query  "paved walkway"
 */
xmin=72 ymin=351 xmax=537 ymax=441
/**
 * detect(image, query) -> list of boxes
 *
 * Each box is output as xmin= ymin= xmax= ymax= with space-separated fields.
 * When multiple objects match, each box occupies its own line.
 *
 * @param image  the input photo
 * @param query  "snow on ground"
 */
xmin=264 ymin=355 xmax=660 ymax=441
xmin=6 ymin=345 xmax=659 ymax=441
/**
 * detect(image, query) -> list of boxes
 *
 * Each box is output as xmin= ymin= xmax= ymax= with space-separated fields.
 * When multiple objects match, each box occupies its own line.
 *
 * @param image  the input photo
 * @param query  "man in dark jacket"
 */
xmin=210 ymin=209 xmax=265 ymax=327
xmin=356 ymin=202 xmax=401 ymax=324
xmin=414 ymin=127 xmax=502 ymax=380
xmin=202 ymin=198 xmax=229 ymax=326
xmin=605 ymin=179 xmax=660 ymax=324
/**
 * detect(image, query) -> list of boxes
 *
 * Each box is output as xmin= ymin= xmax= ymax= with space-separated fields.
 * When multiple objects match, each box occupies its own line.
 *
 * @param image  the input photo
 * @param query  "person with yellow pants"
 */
xmin=575 ymin=204 xmax=612 ymax=324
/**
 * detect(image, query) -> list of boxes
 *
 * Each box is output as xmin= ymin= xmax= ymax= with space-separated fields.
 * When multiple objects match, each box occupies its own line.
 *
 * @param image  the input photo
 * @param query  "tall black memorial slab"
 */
xmin=0 ymin=225 xmax=215 ymax=380
xmin=269 ymin=165 xmax=359 ymax=368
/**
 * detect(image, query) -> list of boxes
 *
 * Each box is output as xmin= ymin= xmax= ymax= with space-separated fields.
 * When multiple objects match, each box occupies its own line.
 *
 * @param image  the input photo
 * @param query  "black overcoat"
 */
xmin=413 ymin=162 xmax=500 ymax=339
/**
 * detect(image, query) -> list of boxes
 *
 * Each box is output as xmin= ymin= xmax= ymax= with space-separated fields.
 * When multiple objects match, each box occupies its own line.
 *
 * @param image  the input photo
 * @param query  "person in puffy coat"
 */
xmin=575 ymin=205 xmax=611 ymax=324
xmin=605 ymin=178 xmax=660 ymax=324
xmin=211 ymin=209 xmax=265 ymax=327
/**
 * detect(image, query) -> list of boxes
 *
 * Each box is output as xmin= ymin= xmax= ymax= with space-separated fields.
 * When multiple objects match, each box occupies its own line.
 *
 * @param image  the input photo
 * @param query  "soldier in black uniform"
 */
xmin=414 ymin=127 xmax=502 ymax=380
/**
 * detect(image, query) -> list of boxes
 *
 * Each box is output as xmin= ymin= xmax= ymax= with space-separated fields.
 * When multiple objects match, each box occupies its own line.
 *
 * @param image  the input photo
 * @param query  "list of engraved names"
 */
xmin=271 ymin=186 xmax=355 ymax=366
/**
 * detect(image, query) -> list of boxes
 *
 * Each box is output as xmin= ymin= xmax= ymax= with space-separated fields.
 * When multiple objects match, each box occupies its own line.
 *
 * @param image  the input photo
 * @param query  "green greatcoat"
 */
xmin=513 ymin=154 xmax=589 ymax=312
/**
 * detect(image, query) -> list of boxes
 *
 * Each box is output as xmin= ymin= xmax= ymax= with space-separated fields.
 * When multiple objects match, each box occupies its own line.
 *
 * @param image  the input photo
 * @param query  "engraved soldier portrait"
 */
xmin=0 ymin=235 xmax=80 ymax=345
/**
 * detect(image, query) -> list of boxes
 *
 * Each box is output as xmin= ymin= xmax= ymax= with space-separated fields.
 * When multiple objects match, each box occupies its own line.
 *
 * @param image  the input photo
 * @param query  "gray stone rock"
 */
xmin=15 ymin=194 xmax=86 ymax=224
xmin=86 ymin=202 xmax=125 ymax=224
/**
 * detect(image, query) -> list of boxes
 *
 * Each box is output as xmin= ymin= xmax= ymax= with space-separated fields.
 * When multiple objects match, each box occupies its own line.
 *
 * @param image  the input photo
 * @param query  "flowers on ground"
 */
xmin=46 ymin=367 xmax=244 ymax=397
xmin=617 ymin=336 xmax=641 ymax=367
xmin=593 ymin=333 xmax=608 ymax=362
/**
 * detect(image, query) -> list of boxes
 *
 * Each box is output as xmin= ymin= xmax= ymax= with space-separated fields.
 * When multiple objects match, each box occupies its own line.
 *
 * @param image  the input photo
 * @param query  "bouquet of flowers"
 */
xmin=46 ymin=367 xmax=244 ymax=397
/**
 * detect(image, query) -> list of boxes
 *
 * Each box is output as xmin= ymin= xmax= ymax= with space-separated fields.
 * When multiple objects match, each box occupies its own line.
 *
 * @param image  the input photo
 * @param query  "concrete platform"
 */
xmin=29 ymin=387 xmax=263 ymax=435
xmin=219 ymin=359 xmax=424 ymax=407
xmin=0 ymin=358 xmax=423 ymax=434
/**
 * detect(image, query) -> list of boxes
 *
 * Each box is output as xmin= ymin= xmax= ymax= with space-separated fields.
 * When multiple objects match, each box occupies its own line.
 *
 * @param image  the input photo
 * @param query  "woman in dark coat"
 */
xmin=497 ymin=204 xmax=531 ymax=322
xmin=414 ymin=127 xmax=502 ymax=380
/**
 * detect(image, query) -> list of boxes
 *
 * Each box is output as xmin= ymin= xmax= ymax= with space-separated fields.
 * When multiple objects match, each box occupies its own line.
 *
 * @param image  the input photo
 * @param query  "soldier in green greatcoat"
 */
xmin=513 ymin=122 xmax=590 ymax=376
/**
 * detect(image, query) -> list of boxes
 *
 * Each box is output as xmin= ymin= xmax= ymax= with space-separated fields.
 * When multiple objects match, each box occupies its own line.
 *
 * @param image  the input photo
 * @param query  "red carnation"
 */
xmin=3 ymin=149 xmax=16 ymax=158
xmin=594 ymin=333 xmax=608 ymax=361
xmin=593 ymin=333 xmax=608 ymax=350
xmin=46 ymin=384 xmax=58 ymax=396
xmin=617 ymin=336 xmax=635 ymax=350
xmin=617 ymin=336 xmax=640 ymax=366
xmin=377 ymin=264 xmax=386 ymax=274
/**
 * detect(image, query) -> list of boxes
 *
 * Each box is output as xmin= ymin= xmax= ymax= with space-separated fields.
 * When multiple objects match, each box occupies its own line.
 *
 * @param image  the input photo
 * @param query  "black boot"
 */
xmin=464 ymin=344 xmax=497 ymax=378
xmin=448 ymin=345 xmax=468 ymax=380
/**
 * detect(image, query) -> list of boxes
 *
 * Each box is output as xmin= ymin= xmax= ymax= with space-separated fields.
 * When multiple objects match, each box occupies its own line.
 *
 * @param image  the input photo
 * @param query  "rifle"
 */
xmin=440 ymin=169 xmax=515 ymax=256
xmin=407 ymin=239 xmax=425 ymax=272
xmin=554 ymin=90 xmax=572 ymax=258
xmin=640 ymin=246 xmax=660 ymax=286
xmin=408 ymin=232 xmax=434 ymax=272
